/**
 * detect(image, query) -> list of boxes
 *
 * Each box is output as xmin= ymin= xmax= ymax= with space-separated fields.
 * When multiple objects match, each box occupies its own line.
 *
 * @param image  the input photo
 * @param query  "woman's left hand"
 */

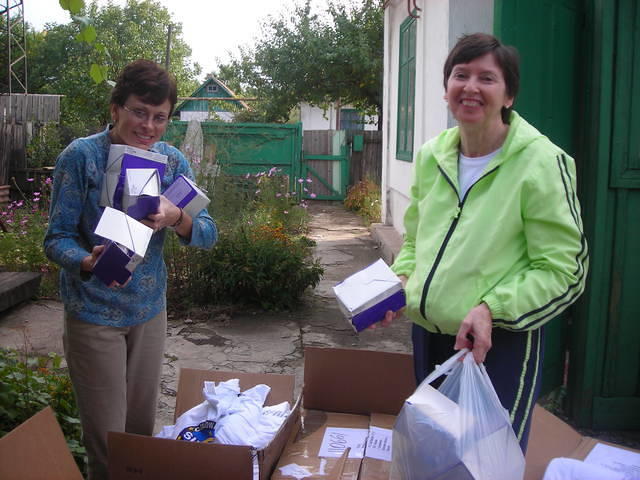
xmin=454 ymin=303 xmax=493 ymax=364
xmin=141 ymin=195 xmax=181 ymax=232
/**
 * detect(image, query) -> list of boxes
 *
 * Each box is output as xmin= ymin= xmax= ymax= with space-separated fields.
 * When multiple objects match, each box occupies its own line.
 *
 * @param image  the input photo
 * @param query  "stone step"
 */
xmin=0 ymin=272 xmax=42 ymax=313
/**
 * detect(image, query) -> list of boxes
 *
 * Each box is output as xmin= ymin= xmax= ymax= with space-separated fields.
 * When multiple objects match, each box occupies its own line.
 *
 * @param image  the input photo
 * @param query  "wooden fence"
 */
xmin=348 ymin=130 xmax=382 ymax=186
xmin=0 ymin=94 xmax=61 ymax=185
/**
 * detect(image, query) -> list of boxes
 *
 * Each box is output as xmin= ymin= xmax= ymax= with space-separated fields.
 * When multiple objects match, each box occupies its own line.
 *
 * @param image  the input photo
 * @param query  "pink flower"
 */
xmin=33 ymin=192 xmax=40 ymax=196
xmin=33 ymin=198 xmax=40 ymax=202
xmin=45 ymin=177 xmax=52 ymax=185
xmin=268 ymin=167 xmax=277 ymax=176
xmin=276 ymin=193 xmax=282 ymax=198
xmin=255 ymin=189 xmax=261 ymax=195
xmin=26 ymin=178 xmax=34 ymax=182
xmin=283 ymin=210 xmax=289 ymax=214
xmin=310 ymin=193 xmax=317 ymax=198
xmin=303 ymin=187 xmax=308 ymax=192
xmin=245 ymin=173 xmax=251 ymax=179
xmin=306 ymin=178 xmax=313 ymax=183
xmin=297 ymin=178 xmax=304 ymax=183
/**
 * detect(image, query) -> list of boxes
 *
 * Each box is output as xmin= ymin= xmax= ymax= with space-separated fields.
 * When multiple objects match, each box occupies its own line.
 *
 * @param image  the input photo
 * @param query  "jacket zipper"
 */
xmin=419 ymin=165 xmax=500 ymax=330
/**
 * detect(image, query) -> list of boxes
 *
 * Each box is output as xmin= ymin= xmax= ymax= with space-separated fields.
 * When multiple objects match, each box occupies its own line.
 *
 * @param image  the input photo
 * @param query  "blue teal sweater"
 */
xmin=44 ymin=127 xmax=217 ymax=327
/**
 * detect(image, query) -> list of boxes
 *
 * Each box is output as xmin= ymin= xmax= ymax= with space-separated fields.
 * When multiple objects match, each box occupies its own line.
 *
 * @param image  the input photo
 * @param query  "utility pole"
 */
xmin=1 ymin=0 xmax=28 ymax=95
xmin=164 ymin=24 xmax=172 ymax=71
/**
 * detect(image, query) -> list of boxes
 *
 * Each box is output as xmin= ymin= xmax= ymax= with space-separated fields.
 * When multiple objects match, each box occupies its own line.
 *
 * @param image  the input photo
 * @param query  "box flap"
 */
xmin=524 ymin=405 xmax=585 ymax=480
xmin=303 ymin=347 xmax=415 ymax=415
xmin=257 ymin=396 xmax=302 ymax=480
xmin=108 ymin=432 xmax=253 ymax=480
xmin=175 ymin=368 xmax=295 ymax=419
xmin=0 ymin=407 xmax=83 ymax=480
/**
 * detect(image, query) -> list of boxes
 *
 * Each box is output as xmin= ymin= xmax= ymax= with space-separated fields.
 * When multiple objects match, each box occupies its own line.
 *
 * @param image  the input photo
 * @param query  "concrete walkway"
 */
xmin=0 ymin=202 xmax=411 ymax=433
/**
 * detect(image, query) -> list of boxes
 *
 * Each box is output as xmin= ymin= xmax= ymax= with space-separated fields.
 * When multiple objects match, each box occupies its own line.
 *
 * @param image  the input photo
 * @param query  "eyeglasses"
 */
xmin=122 ymin=105 xmax=169 ymax=126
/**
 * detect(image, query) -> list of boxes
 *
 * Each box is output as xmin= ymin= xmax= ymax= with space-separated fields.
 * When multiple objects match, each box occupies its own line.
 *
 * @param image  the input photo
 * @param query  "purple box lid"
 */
xmin=126 ymin=195 xmax=160 ymax=220
xmin=92 ymin=241 xmax=132 ymax=286
xmin=351 ymin=289 xmax=406 ymax=332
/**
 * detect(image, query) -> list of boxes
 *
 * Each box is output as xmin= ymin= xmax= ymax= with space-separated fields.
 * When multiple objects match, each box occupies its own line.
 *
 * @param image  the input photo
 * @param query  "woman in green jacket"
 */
xmin=384 ymin=33 xmax=588 ymax=452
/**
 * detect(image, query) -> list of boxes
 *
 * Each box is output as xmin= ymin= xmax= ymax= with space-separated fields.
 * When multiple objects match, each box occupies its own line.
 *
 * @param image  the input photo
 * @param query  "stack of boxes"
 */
xmin=93 ymin=144 xmax=209 ymax=285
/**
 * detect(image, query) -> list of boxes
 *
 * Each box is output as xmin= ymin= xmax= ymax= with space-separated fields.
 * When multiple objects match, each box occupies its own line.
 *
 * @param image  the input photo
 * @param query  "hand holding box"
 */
xmin=333 ymin=259 xmax=406 ymax=332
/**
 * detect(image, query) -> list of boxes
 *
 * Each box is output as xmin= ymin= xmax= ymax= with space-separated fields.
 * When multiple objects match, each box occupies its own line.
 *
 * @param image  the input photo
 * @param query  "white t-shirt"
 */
xmin=458 ymin=147 xmax=501 ymax=199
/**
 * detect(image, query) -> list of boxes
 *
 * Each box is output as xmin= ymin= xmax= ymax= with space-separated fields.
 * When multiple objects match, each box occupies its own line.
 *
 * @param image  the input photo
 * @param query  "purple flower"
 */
xmin=45 ymin=177 xmax=52 ymax=185
xmin=306 ymin=178 xmax=313 ymax=183
xmin=283 ymin=210 xmax=289 ymax=214
xmin=26 ymin=178 xmax=34 ymax=182
xmin=310 ymin=193 xmax=317 ymax=198
xmin=276 ymin=193 xmax=282 ymax=198
xmin=255 ymin=189 xmax=261 ymax=195
xmin=297 ymin=178 xmax=304 ymax=183
xmin=33 ymin=192 xmax=40 ymax=196
xmin=245 ymin=173 xmax=251 ymax=179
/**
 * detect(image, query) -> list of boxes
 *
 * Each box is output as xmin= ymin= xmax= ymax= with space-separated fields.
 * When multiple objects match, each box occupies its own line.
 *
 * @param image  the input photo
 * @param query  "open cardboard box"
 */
xmin=0 ymin=407 xmax=83 ymax=480
xmin=108 ymin=368 xmax=300 ymax=480
xmin=271 ymin=347 xmax=640 ymax=480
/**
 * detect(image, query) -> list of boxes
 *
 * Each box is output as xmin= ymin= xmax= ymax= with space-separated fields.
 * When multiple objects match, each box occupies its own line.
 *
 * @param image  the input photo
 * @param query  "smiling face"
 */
xmin=109 ymin=94 xmax=171 ymax=150
xmin=444 ymin=52 xmax=514 ymax=131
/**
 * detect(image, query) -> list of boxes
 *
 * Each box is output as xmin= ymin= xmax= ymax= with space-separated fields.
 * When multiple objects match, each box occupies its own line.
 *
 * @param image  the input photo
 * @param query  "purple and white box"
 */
xmin=333 ymin=259 xmax=406 ymax=332
xmin=100 ymin=144 xmax=167 ymax=209
xmin=92 ymin=207 xmax=154 ymax=286
xmin=122 ymin=168 xmax=161 ymax=220
xmin=163 ymin=174 xmax=210 ymax=218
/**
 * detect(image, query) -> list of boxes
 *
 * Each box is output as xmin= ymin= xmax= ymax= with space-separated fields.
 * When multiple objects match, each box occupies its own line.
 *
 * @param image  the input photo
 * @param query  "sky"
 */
xmin=24 ymin=0 xmax=329 ymax=81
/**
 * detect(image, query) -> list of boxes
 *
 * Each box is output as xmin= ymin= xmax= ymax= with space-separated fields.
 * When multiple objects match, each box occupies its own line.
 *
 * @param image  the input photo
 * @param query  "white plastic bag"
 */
xmin=391 ymin=349 xmax=525 ymax=480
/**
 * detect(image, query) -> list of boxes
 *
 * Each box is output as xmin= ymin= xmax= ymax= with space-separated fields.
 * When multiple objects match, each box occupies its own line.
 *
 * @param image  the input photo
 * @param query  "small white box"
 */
xmin=92 ymin=207 xmax=154 ymax=285
xmin=333 ymin=259 xmax=406 ymax=332
xmin=100 ymin=144 xmax=167 ymax=208
xmin=163 ymin=174 xmax=210 ymax=218
xmin=122 ymin=168 xmax=161 ymax=220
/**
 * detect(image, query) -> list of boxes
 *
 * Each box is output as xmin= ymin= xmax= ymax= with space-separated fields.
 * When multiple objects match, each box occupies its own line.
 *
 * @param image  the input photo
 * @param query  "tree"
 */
xmin=214 ymin=0 xmax=383 ymax=124
xmin=27 ymin=0 xmax=201 ymax=130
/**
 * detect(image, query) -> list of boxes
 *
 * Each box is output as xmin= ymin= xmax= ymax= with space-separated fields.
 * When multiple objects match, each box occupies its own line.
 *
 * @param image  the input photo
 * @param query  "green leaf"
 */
xmin=89 ymin=63 xmax=108 ymax=84
xmin=59 ymin=0 xmax=84 ymax=15
xmin=76 ymin=25 xmax=97 ymax=44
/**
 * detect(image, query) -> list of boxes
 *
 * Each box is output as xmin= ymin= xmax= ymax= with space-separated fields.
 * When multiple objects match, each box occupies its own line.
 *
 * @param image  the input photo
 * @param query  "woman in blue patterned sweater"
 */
xmin=44 ymin=59 xmax=217 ymax=480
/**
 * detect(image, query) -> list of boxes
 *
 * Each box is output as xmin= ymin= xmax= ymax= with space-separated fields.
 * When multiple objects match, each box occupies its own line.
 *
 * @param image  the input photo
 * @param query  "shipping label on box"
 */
xmin=92 ymin=207 xmax=153 ymax=285
xmin=122 ymin=168 xmax=161 ymax=220
xmin=163 ymin=174 xmax=210 ymax=218
xmin=333 ymin=259 xmax=406 ymax=331
xmin=100 ymin=144 xmax=167 ymax=208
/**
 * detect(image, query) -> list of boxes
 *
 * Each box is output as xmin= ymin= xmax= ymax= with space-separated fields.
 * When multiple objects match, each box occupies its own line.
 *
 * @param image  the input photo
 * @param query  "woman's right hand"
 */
xmin=81 ymin=245 xmax=105 ymax=272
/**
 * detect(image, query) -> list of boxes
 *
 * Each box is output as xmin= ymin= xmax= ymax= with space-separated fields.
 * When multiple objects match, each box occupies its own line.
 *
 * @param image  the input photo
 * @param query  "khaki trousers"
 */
xmin=63 ymin=311 xmax=167 ymax=480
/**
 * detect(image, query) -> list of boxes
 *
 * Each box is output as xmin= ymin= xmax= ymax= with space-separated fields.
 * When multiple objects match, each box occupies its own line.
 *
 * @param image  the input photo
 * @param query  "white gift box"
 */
xmin=332 ymin=259 xmax=406 ymax=332
xmin=100 ymin=144 xmax=167 ymax=208
xmin=122 ymin=168 xmax=161 ymax=220
xmin=92 ymin=207 xmax=154 ymax=285
xmin=163 ymin=174 xmax=210 ymax=218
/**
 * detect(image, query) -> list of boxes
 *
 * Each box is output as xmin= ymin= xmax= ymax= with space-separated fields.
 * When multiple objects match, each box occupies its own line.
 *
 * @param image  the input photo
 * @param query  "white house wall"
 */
xmin=382 ymin=0 xmax=493 ymax=234
xmin=300 ymin=102 xmax=379 ymax=130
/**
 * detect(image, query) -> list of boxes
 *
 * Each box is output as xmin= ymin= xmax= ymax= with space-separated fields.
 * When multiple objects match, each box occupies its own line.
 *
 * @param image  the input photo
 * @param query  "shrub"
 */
xmin=0 ymin=349 xmax=86 ymax=474
xmin=344 ymin=179 xmax=381 ymax=225
xmin=0 ymin=177 xmax=59 ymax=297
xmin=165 ymin=167 xmax=323 ymax=311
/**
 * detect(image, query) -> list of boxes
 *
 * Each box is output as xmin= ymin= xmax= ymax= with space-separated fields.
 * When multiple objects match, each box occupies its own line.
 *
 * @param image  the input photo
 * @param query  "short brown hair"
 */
xmin=110 ymin=59 xmax=178 ymax=115
xmin=443 ymin=33 xmax=520 ymax=123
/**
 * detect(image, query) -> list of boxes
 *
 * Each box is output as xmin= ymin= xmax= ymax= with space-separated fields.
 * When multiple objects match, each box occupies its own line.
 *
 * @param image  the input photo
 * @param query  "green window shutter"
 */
xmin=396 ymin=15 xmax=417 ymax=162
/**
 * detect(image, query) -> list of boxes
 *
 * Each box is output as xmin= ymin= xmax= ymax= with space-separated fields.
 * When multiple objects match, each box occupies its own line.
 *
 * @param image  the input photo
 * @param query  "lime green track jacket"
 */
xmin=391 ymin=111 xmax=589 ymax=335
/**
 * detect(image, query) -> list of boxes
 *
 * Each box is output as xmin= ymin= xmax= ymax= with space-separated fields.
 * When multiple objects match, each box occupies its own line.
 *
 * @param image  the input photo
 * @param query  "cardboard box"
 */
xmin=122 ymin=168 xmax=161 ymax=220
xmin=92 ymin=207 xmax=154 ymax=285
xmin=272 ymin=347 xmax=640 ymax=480
xmin=333 ymin=259 xmax=406 ymax=332
xmin=163 ymin=174 xmax=210 ymax=218
xmin=108 ymin=368 xmax=299 ymax=480
xmin=100 ymin=144 xmax=167 ymax=208
xmin=0 ymin=407 xmax=83 ymax=480
xmin=271 ymin=347 xmax=416 ymax=480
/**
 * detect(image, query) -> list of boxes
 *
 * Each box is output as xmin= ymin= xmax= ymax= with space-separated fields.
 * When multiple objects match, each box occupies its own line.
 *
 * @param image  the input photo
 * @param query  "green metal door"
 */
xmin=301 ymin=130 xmax=349 ymax=201
xmin=494 ymin=0 xmax=583 ymax=396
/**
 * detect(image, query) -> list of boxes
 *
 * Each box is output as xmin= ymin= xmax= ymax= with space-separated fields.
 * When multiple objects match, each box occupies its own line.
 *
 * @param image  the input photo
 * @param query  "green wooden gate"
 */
xmin=163 ymin=122 xmax=303 ymax=192
xmin=301 ymin=130 xmax=350 ymax=200
xmin=495 ymin=0 xmax=582 ymax=397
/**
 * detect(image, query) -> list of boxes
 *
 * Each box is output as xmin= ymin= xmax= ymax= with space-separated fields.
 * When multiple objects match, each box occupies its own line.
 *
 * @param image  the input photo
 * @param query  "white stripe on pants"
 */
xmin=63 ymin=310 xmax=167 ymax=480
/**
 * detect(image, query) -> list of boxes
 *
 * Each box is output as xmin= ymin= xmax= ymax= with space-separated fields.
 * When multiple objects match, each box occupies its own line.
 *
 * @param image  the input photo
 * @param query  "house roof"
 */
xmin=174 ymin=76 xmax=250 ymax=114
